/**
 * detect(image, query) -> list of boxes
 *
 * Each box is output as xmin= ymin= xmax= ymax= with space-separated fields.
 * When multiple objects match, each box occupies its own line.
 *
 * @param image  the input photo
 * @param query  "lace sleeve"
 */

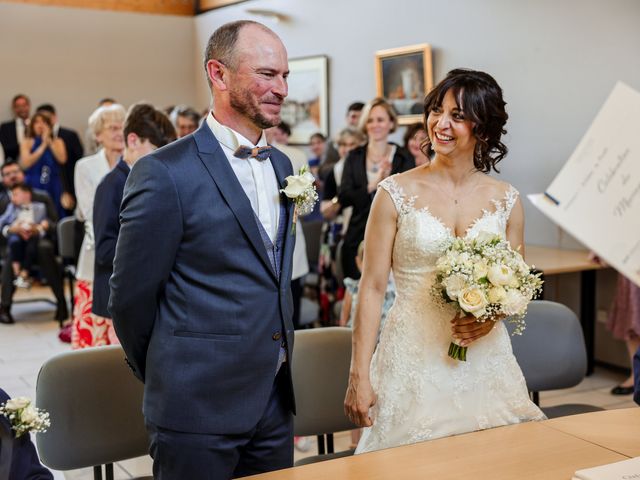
xmin=378 ymin=176 xmax=413 ymax=216
xmin=503 ymin=185 xmax=520 ymax=219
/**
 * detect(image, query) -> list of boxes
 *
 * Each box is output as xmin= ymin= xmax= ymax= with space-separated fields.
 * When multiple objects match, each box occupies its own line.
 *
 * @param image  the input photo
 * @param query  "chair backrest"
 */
xmin=508 ymin=300 xmax=587 ymax=392
xmin=292 ymin=327 xmax=353 ymax=436
xmin=56 ymin=215 xmax=78 ymax=261
xmin=301 ymin=220 xmax=323 ymax=273
xmin=35 ymin=346 xmax=148 ymax=471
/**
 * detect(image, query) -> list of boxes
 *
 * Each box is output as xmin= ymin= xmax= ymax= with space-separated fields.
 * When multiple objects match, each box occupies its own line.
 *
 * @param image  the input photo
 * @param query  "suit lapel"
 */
xmin=193 ymin=124 xmax=277 ymax=281
xmin=269 ymin=149 xmax=296 ymax=284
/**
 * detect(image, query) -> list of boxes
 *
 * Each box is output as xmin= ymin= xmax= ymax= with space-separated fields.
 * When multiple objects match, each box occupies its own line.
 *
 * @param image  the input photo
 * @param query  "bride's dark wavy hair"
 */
xmin=422 ymin=68 xmax=508 ymax=173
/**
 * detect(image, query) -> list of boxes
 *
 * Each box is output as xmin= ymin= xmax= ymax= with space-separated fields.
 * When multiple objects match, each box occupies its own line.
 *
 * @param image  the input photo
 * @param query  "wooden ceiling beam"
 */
xmin=0 ymin=0 xmax=195 ymax=16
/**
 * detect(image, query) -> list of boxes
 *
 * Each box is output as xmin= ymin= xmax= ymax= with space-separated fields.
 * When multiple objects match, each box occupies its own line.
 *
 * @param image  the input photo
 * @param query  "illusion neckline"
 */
xmin=383 ymin=176 xmax=517 ymax=239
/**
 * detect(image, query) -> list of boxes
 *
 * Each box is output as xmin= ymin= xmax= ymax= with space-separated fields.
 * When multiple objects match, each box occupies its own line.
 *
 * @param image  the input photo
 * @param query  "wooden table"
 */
xmin=249 ymin=410 xmax=640 ymax=480
xmin=526 ymin=245 xmax=603 ymax=374
xmin=545 ymin=408 xmax=640 ymax=458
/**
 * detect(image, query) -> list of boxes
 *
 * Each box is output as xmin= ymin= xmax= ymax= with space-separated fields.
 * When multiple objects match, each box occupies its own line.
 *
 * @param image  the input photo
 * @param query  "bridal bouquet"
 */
xmin=0 ymin=396 xmax=50 ymax=438
xmin=433 ymin=232 xmax=543 ymax=361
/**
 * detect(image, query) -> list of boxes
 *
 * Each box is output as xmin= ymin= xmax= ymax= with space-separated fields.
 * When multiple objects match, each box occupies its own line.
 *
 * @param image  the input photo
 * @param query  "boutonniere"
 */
xmin=0 ymin=396 xmax=50 ymax=438
xmin=280 ymin=166 xmax=318 ymax=235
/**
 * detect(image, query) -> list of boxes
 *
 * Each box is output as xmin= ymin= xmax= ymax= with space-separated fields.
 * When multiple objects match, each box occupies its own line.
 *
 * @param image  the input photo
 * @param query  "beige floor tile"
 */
xmin=117 ymin=455 xmax=153 ymax=477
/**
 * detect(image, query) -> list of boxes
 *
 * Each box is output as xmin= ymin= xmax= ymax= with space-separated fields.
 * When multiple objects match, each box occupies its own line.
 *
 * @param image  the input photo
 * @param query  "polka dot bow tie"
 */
xmin=233 ymin=145 xmax=272 ymax=161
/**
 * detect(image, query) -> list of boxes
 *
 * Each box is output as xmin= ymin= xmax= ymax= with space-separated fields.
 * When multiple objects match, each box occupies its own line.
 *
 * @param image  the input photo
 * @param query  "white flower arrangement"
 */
xmin=0 ymin=396 xmax=50 ymax=438
xmin=433 ymin=232 xmax=543 ymax=361
xmin=281 ymin=166 xmax=318 ymax=234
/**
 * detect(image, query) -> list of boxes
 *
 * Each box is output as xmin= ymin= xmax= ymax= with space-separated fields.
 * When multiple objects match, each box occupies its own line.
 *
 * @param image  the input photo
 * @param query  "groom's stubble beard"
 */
xmin=229 ymin=86 xmax=280 ymax=130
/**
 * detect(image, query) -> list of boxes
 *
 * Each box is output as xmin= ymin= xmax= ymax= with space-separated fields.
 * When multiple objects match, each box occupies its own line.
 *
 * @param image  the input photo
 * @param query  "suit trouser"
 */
xmin=1 ymin=238 xmax=66 ymax=311
xmin=146 ymin=368 xmax=294 ymax=480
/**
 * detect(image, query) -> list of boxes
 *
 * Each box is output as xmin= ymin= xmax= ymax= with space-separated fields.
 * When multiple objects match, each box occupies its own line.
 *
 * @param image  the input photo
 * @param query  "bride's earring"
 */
xmin=474 ymin=143 xmax=483 ymax=163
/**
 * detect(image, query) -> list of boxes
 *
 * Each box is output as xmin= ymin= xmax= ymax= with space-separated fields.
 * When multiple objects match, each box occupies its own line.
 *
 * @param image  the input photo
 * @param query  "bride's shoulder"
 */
xmin=385 ymin=165 xmax=428 ymax=196
xmin=479 ymin=176 xmax=519 ymax=199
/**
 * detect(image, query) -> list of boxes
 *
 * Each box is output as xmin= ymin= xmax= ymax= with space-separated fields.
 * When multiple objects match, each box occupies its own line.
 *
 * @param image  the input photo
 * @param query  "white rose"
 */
xmin=473 ymin=260 xmax=489 ymax=280
xmin=281 ymin=174 xmax=313 ymax=199
xmin=20 ymin=406 xmax=38 ymax=424
xmin=503 ymin=289 xmax=529 ymax=316
xmin=444 ymin=274 xmax=467 ymax=300
xmin=5 ymin=397 xmax=30 ymax=410
xmin=487 ymin=285 xmax=507 ymax=304
xmin=475 ymin=231 xmax=499 ymax=244
xmin=458 ymin=287 xmax=488 ymax=317
xmin=487 ymin=264 xmax=515 ymax=286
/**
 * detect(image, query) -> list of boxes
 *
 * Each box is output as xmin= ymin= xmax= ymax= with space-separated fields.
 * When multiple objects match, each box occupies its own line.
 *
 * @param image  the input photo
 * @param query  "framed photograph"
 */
xmin=375 ymin=43 xmax=433 ymax=125
xmin=281 ymin=55 xmax=329 ymax=145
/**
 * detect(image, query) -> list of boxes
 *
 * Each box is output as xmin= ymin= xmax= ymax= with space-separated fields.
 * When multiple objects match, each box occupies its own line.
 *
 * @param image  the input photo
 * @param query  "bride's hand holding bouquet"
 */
xmin=433 ymin=232 xmax=543 ymax=361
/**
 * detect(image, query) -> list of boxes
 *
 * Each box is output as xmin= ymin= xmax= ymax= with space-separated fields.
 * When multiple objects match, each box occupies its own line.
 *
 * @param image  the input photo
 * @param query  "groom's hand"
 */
xmin=451 ymin=314 xmax=496 ymax=346
xmin=344 ymin=376 xmax=377 ymax=427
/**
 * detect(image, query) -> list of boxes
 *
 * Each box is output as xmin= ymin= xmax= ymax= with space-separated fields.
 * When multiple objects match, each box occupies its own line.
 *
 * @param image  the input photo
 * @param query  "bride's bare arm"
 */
xmin=344 ymin=189 xmax=397 ymax=427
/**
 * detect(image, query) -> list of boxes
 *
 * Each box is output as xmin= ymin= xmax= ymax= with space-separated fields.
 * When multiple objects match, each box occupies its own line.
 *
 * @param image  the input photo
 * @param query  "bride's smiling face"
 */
xmin=427 ymin=89 xmax=476 ymax=159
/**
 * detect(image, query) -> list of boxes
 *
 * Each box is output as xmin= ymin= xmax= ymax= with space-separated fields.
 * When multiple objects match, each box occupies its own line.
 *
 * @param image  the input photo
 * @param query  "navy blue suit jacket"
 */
xmin=92 ymin=159 xmax=129 ymax=318
xmin=109 ymin=123 xmax=296 ymax=435
xmin=0 ymin=389 xmax=53 ymax=480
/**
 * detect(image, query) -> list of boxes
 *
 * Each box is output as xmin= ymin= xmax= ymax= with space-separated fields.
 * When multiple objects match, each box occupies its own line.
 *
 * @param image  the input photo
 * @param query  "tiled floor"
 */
xmin=0 ymin=286 xmax=636 ymax=478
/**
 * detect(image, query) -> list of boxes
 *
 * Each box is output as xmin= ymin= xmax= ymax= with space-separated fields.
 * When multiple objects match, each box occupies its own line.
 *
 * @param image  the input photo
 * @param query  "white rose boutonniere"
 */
xmin=281 ymin=166 xmax=318 ymax=234
xmin=0 ymin=396 xmax=50 ymax=438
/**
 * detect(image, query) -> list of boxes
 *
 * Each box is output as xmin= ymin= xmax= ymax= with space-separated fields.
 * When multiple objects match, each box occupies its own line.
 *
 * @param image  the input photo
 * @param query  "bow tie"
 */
xmin=233 ymin=145 xmax=272 ymax=161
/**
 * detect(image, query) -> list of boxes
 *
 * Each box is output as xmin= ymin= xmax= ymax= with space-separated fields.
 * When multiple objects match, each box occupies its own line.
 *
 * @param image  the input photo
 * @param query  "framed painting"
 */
xmin=281 ymin=55 xmax=329 ymax=145
xmin=375 ymin=43 xmax=433 ymax=125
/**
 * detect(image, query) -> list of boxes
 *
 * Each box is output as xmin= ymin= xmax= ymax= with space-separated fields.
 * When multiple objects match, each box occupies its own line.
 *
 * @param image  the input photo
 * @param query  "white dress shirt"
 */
xmin=206 ymin=113 xmax=280 ymax=242
xmin=74 ymin=148 xmax=114 ymax=281
xmin=16 ymin=118 xmax=27 ymax=145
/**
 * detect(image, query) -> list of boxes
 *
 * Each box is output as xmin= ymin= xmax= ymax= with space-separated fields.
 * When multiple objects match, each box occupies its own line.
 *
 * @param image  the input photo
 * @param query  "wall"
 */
xmin=0 ymin=2 xmax=197 ymax=142
xmin=194 ymin=0 xmax=640 ymax=247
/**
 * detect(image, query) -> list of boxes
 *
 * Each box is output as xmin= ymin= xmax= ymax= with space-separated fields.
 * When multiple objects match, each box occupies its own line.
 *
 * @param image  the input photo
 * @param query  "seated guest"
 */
xmin=36 ymin=104 xmax=84 ymax=214
xmin=0 ymin=163 xmax=66 ymax=325
xmin=71 ymin=103 xmax=126 ymax=348
xmin=0 ymin=388 xmax=53 ymax=479
xmin=92 ymin=103 xmax=175 ymax=320
xmin=0 ymin=184 xmax=50 ymax=290
xmin=403 ymin=122 xmax=430 ymax=166
xmin=19 ymin=112 xmax=67 ymax=218
xmin=171 ymin=105 xmax=201 ymax=138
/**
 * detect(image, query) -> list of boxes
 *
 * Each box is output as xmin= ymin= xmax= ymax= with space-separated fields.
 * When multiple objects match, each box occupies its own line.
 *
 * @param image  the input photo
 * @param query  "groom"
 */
xmin=109 ymin=20 xmax=296 ymax=479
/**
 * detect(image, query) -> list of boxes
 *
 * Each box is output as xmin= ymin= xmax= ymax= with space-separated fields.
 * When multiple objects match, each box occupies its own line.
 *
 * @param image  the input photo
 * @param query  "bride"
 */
xmin=344 ymin=68 xmax=545 ymax=454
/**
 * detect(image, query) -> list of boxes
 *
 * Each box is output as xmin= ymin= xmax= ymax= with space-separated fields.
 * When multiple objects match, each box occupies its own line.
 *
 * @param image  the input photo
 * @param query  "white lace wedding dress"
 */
xmin=355 ymin=176 xmax=546 ymax=454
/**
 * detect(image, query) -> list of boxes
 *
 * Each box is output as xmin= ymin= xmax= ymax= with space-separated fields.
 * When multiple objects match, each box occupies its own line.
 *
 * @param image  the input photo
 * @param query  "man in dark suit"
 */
xmin=92 ymin=103 xmax=176 ymax=318
xmin=36 ymin=104 xmax=84 ymax=213
xmin=0 ymin=94 xmax=31 ymax=163
xmin=110 ymin=21 xmax=297 ymax=479
xmin=0 ymin=163 xmax=67 ymax=325
xmin=0 ymin=388 xmax=53 ymax=479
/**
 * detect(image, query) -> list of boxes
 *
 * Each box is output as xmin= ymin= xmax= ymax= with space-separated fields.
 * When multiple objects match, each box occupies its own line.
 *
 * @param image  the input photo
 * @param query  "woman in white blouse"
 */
xmin=71 ymin=104 xmax=125 ymax=349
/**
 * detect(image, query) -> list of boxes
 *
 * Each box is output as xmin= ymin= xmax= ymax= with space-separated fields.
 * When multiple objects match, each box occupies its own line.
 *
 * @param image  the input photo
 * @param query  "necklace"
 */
xmin=431 ymin=172 xmax=482 ymax=205
xmin=367 ymin=144 xmax=391 ymax=173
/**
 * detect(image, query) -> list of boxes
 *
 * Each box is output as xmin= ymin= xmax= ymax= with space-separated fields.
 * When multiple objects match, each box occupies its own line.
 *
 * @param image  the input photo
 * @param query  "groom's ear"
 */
xmin=207 ymin=59 xmax=228 ymax=92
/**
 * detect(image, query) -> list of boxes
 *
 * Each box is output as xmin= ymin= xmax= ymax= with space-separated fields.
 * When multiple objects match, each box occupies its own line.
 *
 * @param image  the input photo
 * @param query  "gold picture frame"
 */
xmin=375 ymin=43 xmax=433 ymax=125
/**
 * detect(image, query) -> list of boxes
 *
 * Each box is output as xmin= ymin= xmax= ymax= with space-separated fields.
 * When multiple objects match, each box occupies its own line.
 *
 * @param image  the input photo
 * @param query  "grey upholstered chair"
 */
xmin=292 ymin=327 xmax=355 ymax=466
xmin=508 ymin=300 xmax=604 ymax=419
xmin=35 ymin=346 xmax=151 ymax=480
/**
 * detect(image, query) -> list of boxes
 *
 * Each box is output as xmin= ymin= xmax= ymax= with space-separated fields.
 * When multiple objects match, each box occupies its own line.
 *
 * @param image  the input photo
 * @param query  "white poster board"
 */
xmin=529 ymin=82 xmax=640 ymax=287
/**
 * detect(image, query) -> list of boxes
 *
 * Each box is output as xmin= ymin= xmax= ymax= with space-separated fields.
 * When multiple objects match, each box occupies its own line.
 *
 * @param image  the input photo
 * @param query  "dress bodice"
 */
xmin=379 ymin=176 xmax=519 ymax=303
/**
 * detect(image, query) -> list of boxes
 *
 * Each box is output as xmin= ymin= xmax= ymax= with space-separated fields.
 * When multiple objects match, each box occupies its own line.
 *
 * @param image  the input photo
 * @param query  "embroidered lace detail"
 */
xmin=355 ymin=181 xmax=543 ymax=455
xmin=378 ymin=176 xmax=416 ymax=217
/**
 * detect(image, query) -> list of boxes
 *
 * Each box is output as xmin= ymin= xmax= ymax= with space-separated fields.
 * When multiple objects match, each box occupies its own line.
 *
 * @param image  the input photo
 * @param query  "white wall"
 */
xmin=194 ymin=0 xmax=640 ymax=246
xmin=0 ymin=3 xmax=197 ymax=142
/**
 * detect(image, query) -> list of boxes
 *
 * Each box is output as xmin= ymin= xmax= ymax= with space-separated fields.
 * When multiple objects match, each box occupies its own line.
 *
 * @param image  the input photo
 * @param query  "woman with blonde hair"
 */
xmin=71 ymin=103 xmax=126 ymax=348
xmin=338 ymin=98 xmax=414 ymax=280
